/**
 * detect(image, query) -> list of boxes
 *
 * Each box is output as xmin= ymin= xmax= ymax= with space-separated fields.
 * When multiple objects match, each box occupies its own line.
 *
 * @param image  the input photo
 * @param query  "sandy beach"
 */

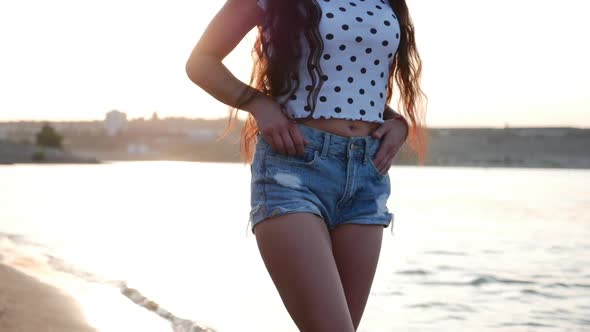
xmin=0 ymin=264 xmax=96 ymax=332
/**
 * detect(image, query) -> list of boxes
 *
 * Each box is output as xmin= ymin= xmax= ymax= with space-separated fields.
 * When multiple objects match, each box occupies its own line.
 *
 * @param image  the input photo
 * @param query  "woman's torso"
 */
xmin=302 ymin=117 xmax=381 ymax=137
xmin=258 ymin=0 xmax=400 ymax=137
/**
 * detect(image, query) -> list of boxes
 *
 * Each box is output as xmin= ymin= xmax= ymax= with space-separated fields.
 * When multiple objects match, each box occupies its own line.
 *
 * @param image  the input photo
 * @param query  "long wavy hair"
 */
xmin=221 ymin=0 xmax=428 ymax=165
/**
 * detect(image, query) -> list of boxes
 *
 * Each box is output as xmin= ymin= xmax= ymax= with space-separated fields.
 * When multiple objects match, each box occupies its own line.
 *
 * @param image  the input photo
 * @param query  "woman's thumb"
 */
xmin=372 ymin=128 xmax=384 ymax=139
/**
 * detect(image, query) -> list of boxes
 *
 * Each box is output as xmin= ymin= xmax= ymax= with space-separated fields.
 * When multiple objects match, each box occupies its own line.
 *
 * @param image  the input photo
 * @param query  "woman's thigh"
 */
xmin=330 ymin=223 xmax=384 ymax=329
xmin=254 ymin=212 xmax=355 ymax=332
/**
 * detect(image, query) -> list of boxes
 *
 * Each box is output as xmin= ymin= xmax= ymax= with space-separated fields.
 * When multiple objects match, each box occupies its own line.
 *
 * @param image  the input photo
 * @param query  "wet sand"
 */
xmin=0 ymin=264 xmax=96 ymax=332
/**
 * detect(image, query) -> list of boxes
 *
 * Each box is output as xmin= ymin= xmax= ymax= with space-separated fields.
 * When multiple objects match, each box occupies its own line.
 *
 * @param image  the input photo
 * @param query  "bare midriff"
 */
xmin=301 ymin=117 xmax=381 ymax=138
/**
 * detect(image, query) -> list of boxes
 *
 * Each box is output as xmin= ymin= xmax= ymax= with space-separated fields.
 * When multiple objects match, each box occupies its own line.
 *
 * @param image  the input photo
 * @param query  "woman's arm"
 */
xmin=185 ymin=0 xmax=309 ymax=157
xmin=371 ymin=104 xmax=410 ymax=173
xmin=383 ymin=104 xmax=409 ymax=141
xmin=185 ymin=0 xmax=268 ymax=115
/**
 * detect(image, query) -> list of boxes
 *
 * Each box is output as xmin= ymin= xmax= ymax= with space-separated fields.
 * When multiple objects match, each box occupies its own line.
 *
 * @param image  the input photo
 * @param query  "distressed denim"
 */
xmin=248 ymin=122 xmax=394 ymax=235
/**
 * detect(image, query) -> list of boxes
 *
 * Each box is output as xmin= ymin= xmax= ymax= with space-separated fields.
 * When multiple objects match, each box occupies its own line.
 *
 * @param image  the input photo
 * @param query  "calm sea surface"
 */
xmin=0 ymin=162 xmax=589 ymax=332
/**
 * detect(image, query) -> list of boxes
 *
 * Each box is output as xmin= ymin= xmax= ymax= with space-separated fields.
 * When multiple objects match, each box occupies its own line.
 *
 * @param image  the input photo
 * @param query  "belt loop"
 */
xmin=320 ymin=133 xmax=330 ymax=158
xmin=363 ymin=137 xmax=370 ymax=164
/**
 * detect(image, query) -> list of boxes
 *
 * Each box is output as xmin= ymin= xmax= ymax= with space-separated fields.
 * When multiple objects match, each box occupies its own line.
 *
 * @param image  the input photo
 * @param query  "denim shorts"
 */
xmin=247 ymin=122 xmax=395 ymax=235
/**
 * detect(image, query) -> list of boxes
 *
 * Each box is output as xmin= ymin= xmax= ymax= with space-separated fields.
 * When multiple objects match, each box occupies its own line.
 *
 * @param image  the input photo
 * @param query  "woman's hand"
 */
xmin=248 ymin=95 xmax=309 ymax=157
xmin=370 ymin=118 xmax=409 ymax=174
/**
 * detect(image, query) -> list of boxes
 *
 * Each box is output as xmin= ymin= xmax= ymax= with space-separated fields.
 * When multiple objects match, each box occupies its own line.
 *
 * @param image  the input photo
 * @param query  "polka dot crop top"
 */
xmin=256 ymin=0 xmax=400 ymax=123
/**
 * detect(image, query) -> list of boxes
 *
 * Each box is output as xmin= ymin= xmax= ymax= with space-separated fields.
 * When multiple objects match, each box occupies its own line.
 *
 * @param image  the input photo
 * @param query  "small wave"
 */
xmin=0 ymin=231 xmax=25 ymax=242
xmin=45 ymin=254 xmax=119 ymax=285
xmin=436 ymin=265 xmax=463 ymax=271
xmin=371 ymin=291 xmax=404 ymax=296
xmin=532 ymin=308 xmax=571 ymax=315
xmin=543 ymin=282 xmax=590 ymax=289
xmin=407 ymin=301 xmax=446 ymax=308
xmin=421 ymin=274 xmax=535 ymax=287
xmin=549 ymin=245 xmax=568 ymax=252
xmin=544 ymin=282 xmax=570 ymax=288
xmin=0 ymin=234 xmax=50 ymax=272
xmin=474 ymin=275 xmax=534 ymax=285
xmin=521 ymin=289 xmax=566 ymax=299
xmin=495 ymin=322 xmax=557 ymax=328
xmin=424 ymin=250 xmax=467 ymax=256
xmin=406 ymin=301 xmax=476 ymax=313
xmin=0 ymin=231 xmax=48 ymax=248
xmin=396 ymin=269 xmax=431 ymax=275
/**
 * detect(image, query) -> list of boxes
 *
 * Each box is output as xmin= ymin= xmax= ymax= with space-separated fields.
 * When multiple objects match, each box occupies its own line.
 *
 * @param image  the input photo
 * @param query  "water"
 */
xmin=1 ymin=162 xmax=589 ymax=332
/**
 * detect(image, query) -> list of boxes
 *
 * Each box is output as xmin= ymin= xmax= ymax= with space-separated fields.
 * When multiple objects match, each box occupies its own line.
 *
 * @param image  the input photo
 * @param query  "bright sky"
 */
xmin=0 ymin=0 xmax=588 ymax=128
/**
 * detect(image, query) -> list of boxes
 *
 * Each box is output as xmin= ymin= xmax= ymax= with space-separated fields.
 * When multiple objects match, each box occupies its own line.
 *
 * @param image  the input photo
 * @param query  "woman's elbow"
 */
xmin=185 ymin=56 xmax=203 ymax=85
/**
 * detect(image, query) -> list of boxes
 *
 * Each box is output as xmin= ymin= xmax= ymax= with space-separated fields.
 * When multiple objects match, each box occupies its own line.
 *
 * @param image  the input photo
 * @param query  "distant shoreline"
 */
xmin=0 ymin=140 xmax=100 ymax=164
xmin=2 ymin=159 xmax=588 ymax=171
xmin=2 ymin=123 xmax=589 ymax=168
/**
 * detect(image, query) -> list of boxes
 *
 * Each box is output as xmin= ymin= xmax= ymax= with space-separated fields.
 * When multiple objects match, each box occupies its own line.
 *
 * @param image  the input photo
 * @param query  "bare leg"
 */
xmin=330 ymin=224 xmax=384 ymax=330
xmin=254 ymin=212 xmax=356 ymax=332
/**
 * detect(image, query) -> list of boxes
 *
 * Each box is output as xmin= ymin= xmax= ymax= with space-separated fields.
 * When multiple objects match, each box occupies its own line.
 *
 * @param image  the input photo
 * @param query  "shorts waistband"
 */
xmin=296 ymin=123 xmax=381 ymax=161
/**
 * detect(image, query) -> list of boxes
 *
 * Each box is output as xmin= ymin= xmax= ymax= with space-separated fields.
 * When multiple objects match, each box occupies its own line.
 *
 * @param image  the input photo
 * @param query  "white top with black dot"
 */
xmin=256 ymin=0 xmax=400 ymax=123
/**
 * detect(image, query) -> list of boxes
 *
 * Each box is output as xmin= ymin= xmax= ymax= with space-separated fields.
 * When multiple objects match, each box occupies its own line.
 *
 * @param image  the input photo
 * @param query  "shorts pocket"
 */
xmin=266 ymin=146 xmax=319 ymax=166
xmin=368 ymin=157 xmax=388 ymax=178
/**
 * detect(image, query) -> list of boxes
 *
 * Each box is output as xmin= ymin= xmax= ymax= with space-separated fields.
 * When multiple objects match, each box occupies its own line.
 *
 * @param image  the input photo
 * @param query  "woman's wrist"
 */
xmin=240 ymin=89 xmax=269 ymax=117
xmin=384 ymin=105 xmax=409 ymax=142
xmin=390 ymin=114 xmax=409 ymax=142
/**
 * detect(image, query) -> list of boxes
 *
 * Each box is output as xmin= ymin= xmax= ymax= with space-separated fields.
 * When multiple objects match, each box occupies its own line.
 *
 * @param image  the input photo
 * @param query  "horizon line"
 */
xmin=0 ymin=118 xmax=587 ymax=130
